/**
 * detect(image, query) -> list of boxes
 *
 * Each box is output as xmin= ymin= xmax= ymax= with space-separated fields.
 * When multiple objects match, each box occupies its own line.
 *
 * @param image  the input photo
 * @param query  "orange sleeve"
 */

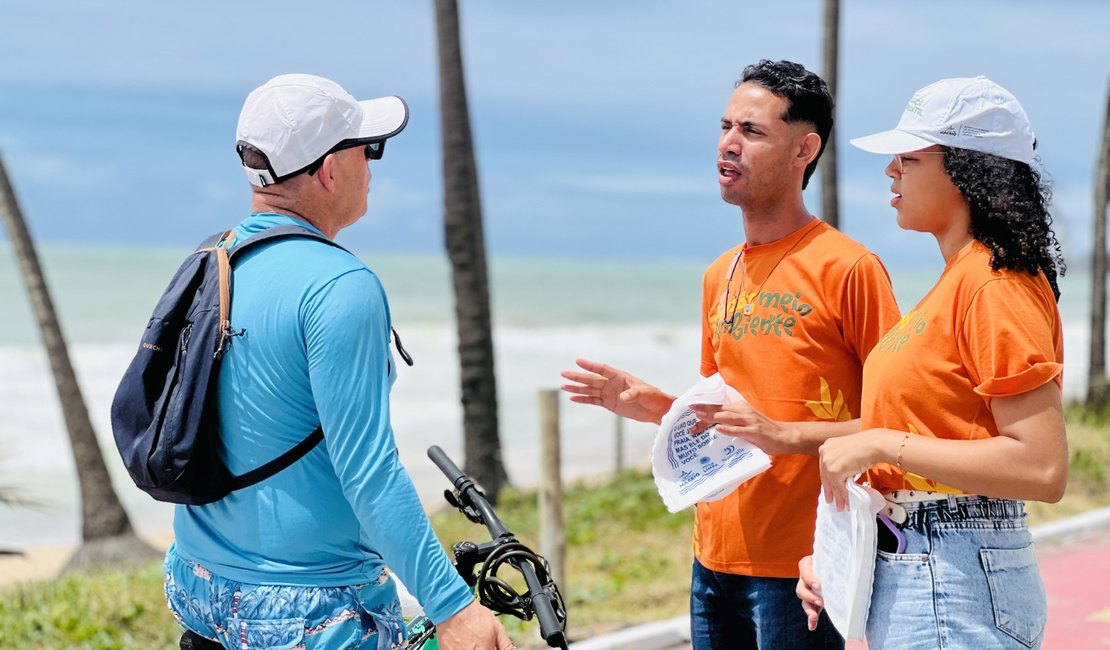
xmin=957 ymin=278 xmax=1062 ymax=398
xmin=701 ymin=265 xmax=719 ymax=378
xmin=840 ymin=253 xmax=902 ymax=364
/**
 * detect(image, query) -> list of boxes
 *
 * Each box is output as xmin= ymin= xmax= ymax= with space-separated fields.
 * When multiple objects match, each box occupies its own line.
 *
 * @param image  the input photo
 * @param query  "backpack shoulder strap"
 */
xmin=228 ymin=227 xmax=415 ymax=368
xmin=192 ymin=225 xmax=339 ymax=490
xmin=195 ymin=230 xmax=232 ymax=252
xmin=228 ymin=426 xmax=325 ymax=491
xmin=209 ymin=225 xmax=347 ymax=358
xmin=227 ymin=224 xmax=349 ymax=262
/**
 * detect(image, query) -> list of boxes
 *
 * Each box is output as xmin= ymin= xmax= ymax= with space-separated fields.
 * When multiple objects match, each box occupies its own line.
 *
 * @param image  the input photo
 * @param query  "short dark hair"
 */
xmin=739 ymin=59 xmax=834 ymax=190
xmin=942 ymin=148 xmax=1065 ymax=301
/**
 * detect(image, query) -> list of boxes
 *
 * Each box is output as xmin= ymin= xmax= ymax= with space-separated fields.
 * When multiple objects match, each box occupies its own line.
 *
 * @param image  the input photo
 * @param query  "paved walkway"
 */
xmin=1038 ymin=529 xmax=1110 ymax=647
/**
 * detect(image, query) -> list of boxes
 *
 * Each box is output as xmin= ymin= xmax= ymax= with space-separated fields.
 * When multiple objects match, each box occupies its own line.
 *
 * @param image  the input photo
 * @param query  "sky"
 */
xmin=0 ymin=0 xmax=1108 ymax=269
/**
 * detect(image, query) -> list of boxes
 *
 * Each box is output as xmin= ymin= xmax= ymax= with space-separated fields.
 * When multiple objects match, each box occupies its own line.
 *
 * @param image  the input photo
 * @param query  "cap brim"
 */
xmin=356 ymin=96 xmax=409 ymax=141
xmin=849 ymin=129 xmax=938 ymax=155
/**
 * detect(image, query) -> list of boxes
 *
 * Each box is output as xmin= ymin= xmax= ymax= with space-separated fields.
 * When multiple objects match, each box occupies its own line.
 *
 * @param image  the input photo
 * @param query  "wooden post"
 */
xmin=1088 ymin=83 xmax=1110 ymax=407
xmin=538 ymin=389 xmax=565 ymax=592
xmin=614 ymin=413 xmax=624 ymax=473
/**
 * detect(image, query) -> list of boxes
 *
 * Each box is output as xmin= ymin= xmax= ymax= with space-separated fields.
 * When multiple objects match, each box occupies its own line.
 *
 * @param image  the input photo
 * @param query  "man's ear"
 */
xmin=796 ymin=132 xmax=823 ymax=169
xmin=316 ymin=154 xmax=340 ymax=193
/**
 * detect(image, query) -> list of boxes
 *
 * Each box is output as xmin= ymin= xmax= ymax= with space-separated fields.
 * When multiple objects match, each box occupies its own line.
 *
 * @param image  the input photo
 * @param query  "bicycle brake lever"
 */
xmin=452 ymin=540 xmax=481 ymax=587
xmin=443 ymin=489 xmax=484 ymax=525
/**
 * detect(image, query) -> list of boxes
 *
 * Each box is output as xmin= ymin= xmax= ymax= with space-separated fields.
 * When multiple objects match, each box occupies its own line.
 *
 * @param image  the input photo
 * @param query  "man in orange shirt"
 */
xmin=562 ymin=60 xmax=900 ymax=649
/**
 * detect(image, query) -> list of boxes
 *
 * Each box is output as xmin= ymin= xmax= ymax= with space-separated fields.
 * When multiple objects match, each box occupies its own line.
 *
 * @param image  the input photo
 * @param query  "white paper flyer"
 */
xmin=651 ymin=373 xmax=772 ymax=513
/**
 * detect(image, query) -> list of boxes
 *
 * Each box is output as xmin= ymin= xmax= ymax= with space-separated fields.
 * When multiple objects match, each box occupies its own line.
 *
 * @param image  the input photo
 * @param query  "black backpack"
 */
xmin=111 ymin=225 xmax=338 ymax=505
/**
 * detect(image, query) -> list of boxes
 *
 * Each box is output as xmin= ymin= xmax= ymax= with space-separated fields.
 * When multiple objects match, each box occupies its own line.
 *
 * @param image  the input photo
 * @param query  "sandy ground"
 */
xmin=0 ymin=532 xmax=174 ymax=591
xmin=1 ymin=545 xmax=83 ymax=588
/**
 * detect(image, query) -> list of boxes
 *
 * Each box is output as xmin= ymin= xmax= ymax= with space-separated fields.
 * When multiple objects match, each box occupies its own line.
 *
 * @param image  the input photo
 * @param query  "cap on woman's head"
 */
xmin=235 ymin=73 xmax=409 ymax=187
xmin=850 ymin=76 xmax=1034 ymax=163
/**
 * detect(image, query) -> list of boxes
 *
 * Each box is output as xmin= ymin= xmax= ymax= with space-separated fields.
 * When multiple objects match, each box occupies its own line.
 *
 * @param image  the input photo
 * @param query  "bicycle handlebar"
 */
xmin=427 ymin=446 xmax=567 ymax=649
xmin=427 ymin=445 xmax=509 ymax=539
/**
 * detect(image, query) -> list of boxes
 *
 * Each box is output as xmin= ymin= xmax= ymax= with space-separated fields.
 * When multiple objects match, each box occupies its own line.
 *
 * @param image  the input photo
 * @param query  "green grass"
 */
xmin=3 ymin=405 xmax=1108 ymax=649
xmin=428 ymin=469 xmax=694 ymax=646
xmin=0 ymin=562 xmax=177 ymax=649
xmin=1026 ymin=401 xmax=1110 ymax=525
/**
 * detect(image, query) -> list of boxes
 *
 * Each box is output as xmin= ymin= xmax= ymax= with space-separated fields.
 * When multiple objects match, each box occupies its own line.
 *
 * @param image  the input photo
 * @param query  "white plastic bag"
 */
xmin=652 ymin=373 xmax=772 ymax=512
xmin=812 ymin=479 xmax=886 ymax=639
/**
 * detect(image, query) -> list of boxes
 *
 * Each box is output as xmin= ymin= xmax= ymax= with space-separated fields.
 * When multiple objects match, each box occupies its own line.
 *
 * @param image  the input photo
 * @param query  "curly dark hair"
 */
xmin=739 ymin=59 xmax=834 ymax=190
xmin=942 ymin=147 xmax=1065 ymax=301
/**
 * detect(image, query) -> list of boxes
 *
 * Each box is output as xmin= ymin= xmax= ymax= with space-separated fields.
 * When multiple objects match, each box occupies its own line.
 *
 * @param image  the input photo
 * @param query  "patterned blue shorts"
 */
xmin=164 ymin=547 xmax=407 ymax=650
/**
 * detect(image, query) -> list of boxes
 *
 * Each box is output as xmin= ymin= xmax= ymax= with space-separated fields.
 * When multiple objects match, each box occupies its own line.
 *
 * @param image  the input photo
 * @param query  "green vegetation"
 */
xmin=2 ymin=407 xmax=1108 ymax=649
xmin=0 ymin=562 xmax=176 ymax=649
xmin=429 ymin=469 xmax=694 ymax=646
xmin=1026 ymin=402 xmax=1110 ymax=524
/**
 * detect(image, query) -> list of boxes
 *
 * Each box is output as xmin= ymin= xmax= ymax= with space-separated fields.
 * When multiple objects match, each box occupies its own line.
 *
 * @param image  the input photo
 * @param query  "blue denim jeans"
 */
xmin=690 ymin=559 xmax=844 ymax=650
xmin=866 ymin=496 xmax=1046 ymax=649
xmin=164 ymin=546 xmax=406 ymax=650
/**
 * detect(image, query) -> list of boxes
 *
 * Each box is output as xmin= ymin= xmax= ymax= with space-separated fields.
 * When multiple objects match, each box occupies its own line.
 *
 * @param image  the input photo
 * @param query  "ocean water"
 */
xmin=0 ymin=243 xmax=1102 ymax=548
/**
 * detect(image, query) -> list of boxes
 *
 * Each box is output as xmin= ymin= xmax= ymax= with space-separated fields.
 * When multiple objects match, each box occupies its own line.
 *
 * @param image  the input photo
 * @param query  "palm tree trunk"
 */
xmin=1089 ymin=86 xmax=1110 ymax=407
xmin=820 ymin=0 xmax=840 ymax=229
xmin=0 ymin=153 xmax=157 ymax=570
xmin=433 ymin=0 xmax=508 ymax=502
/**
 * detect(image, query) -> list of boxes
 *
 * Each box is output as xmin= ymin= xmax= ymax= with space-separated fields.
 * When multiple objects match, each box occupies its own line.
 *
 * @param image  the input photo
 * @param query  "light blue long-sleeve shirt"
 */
xmin=172 ymin=213 xmax=472 ymax=623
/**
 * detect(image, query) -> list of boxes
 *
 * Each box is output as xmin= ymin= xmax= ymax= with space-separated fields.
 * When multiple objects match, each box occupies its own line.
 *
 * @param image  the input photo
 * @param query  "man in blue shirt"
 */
xmin=164 ymin=73 xmax=513 ymax=650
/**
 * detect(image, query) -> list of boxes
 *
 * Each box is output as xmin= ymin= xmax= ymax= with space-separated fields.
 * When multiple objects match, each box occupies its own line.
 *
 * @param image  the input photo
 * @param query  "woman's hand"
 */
xmin=796 ymin=555 xmax=824 ymax=631
xmin=818 ymin=429 xmax=898 ymax=510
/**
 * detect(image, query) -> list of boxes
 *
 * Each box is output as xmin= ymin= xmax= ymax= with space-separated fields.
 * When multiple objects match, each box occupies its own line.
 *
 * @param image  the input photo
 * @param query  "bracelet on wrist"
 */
xmin=895 ymin=433 xmax=910 ymax=471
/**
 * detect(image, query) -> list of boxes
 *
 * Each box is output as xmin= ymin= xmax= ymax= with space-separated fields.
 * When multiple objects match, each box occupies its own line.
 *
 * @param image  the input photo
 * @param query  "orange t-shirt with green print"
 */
xmin=863 ymin=240 xmax=1063 ymax=495
xmin=696 ymin=218 xmax=901 ymax=578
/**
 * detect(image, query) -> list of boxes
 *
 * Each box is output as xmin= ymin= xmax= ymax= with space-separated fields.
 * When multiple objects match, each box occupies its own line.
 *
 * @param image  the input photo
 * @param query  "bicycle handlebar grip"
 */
xmin=428 ymin=446 xmax=565 ymax=646
xmin=427 ymin=445 xmax=466 ymax=485
xmin=534 ymin=592 xmax=566 ymax=647
xmin=427 ymin=446 xmax=509 ymax=539
xmin=520 ymin=562 xmax=566 ymax=647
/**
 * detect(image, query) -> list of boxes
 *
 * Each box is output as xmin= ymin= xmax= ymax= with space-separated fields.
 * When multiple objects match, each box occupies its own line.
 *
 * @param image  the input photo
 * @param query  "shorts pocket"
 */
xmin=868 ymin=551 xmax=935 ymax=649
xmin=980 ymin=545 xmax=1046 ymax=647
xmin=164 ymin=555 xmax=211 ymax=635
xmin=228 ymin=617 xmax=305 ymax=650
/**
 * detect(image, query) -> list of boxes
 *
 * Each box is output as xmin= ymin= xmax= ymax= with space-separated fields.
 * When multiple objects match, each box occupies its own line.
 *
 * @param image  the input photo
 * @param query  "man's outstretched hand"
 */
xmin=560 ymin=358 xmax=674 ymax=425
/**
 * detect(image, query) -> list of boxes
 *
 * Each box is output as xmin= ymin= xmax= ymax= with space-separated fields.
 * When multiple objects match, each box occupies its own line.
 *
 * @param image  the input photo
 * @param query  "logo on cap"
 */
xmin=905 ymin=95 xmax=926 ymax=117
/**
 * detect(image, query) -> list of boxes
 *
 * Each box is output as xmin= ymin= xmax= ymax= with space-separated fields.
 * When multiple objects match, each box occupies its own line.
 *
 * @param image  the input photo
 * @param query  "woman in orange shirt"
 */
xmin=796 ymin=77 xmax=1067 ymax=648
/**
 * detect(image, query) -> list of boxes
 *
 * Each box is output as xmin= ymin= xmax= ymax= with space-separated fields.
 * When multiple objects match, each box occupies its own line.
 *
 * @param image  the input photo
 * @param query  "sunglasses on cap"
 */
xmin=305 ymin=139 xmax=385 ymax=176
xmin=237 ymin=138 xmax=386 ymax=187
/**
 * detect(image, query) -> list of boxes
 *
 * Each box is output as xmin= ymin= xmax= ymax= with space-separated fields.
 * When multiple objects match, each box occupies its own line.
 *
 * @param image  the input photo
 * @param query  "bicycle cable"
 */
xmin=476 ymin=540 xmax=567 ymax=626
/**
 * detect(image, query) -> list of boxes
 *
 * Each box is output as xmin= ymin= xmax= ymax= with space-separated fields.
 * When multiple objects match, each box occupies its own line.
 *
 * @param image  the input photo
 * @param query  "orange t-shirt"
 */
xmin=696 ymin=218 xmax=901 ymax=577
xmin=863 ymin=241 xmax=1063 ymax=495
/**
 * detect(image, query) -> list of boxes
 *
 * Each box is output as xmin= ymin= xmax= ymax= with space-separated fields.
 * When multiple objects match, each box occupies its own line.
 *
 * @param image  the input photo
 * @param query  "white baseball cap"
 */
xmin=236 ymin=73 xmax=409 ymax=187
xmin=850 ymin=76 xmax=1035 ymax=164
